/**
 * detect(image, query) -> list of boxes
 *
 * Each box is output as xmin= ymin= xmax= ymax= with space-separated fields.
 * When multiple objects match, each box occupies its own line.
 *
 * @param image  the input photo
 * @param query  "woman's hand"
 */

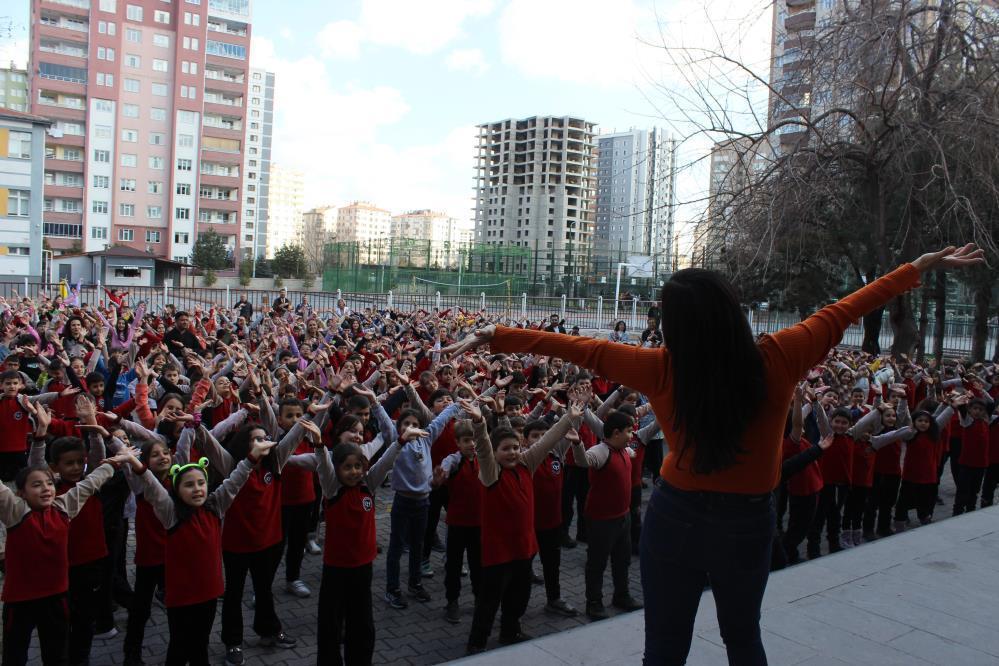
xmin=442 ymin=324 xmax=496 ymax=356
xmin=911 ymin=244 xmax=985 ymax=274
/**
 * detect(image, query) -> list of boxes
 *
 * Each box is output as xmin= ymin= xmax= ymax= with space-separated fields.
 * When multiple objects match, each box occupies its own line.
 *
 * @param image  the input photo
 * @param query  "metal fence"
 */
xmin=2 ymin=281 xmax=995 ymax=359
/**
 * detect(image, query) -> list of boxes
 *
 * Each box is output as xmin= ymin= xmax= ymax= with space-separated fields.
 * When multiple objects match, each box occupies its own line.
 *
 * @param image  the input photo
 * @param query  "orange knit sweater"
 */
xmin=490 ymin=263 xmax=921 ymax=493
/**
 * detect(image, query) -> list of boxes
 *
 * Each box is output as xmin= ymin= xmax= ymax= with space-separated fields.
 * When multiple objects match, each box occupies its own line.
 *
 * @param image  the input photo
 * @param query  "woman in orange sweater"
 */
xmin=444 ymin=245 xmax=983 ymax=666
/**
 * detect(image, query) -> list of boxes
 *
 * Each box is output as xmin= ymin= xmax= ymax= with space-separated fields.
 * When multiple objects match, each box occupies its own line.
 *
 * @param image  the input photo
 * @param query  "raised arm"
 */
xmin=522 ymin=409 xmax=580 ymax=473
xmin=55 ymin=463 xmax=115 ymax=519
xmin=848 ymin=408 xmax=882 ymax=439
xmin=207 ymin=457 xmax=255 ymax=517
xmin=472 ymin=419 xmax=498 ymax=486
xmin=135 ymin=467 xmax=178 ymax=529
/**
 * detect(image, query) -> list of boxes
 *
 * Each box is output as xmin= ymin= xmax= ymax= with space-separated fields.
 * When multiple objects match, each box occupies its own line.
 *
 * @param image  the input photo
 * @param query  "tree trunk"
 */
xmin=915 ymin=280 xmax=931 ymax=364
xmin=862 ymin=307 xmax=883 ymax=355
xmin=971 ymin=281 xmax=991 ymax=362
xmin=932 ymin=270 xmax=947 ymax=362
xmin=889 ymin=294 xmax=918 ymax=358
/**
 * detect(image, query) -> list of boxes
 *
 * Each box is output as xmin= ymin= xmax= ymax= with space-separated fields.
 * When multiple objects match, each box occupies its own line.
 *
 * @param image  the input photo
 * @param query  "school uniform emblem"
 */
xmin=361 ymin=496 xmax=373 ymax=512
xmin=263 ymin=472 xmax=274 ymax=484
xmin=13 ymin=411 xmax=22 ymax=420
xmin=551 ymin=460 xmax=561 ymax=474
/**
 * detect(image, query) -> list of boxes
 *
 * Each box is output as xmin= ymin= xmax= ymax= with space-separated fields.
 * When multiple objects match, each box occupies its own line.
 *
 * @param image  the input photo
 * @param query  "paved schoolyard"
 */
xmin=28 ymin=463 xmax=964 ymax=665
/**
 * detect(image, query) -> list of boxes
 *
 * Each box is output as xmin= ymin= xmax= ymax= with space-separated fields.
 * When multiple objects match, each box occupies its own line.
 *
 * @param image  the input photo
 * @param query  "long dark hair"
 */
xmin=225 ymin=422 xmax=278 ymax=475
xmin=660 ymin=269 xmax=766 ymax=474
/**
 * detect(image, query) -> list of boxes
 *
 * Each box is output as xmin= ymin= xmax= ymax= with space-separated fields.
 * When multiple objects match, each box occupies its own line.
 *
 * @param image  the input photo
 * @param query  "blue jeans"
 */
xmin=385 ymin=493 xmax=429 ymax=592
xmin=640 ymin=480 xmax=774 ymax=666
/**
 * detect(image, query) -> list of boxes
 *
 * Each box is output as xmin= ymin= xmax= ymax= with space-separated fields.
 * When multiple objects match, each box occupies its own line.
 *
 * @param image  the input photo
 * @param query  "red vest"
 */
xmin=165 ymin=508 xmax=223 ymax=607
xmin=0 ymin=397 xmax=33 ymax=453
xmin=850 ymin=441 xmax=876 ymax=488
xmin=565 ymin=423 xmax=596 ymax=466
xmin=445 ymin=456 xmax=481 ymax=527
xmin=532 ymin=454 xmax=564 ymax=531
xmin=480 ymin=465 xmax=537 ymax=567
xmin=585 ymin=447 xmax=632 ymax=521
xmin=2 ymin=508 xmax=71 ymax=602
xmin=222 ymin=465 xmax=283 ymax=552
xmin=959 ymin=421 xmax=990 ymax=469
xmin=902 ymin=432 xmax=939 ymax=484
xmin=873 ymin=442 xmax=902 ymax=476
xmin=281 ymin=441 xmax=317 ymax=506
xmin=323 ymin=485 xmax=377 ymax=568
xmin=630 ymin=442 xmax=646 ymax=488
xmin=819 ymin=433 xmax=854 ymax=486
xmin=782 ymin=437 xmax=823 ymax=496
xmin=134 ymin=492 xmax=167 ymax=567
xmin=57 ymin=480 xmax=107 ymax=566
xmin=431 ymin=421 xmax=457 ymax=468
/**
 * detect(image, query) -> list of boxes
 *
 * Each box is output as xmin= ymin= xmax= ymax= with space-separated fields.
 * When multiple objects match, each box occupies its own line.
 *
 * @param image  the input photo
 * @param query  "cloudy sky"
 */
xmin=2 ymin=0 xmax=774 ymax=250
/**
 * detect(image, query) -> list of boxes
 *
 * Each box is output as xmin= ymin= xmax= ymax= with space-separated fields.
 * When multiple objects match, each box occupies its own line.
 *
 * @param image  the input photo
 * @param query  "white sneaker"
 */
xmin=285 ymin=579 xmax=311 ymax=598
xmin=839 ymin=532 xmax=854 ymax=549
xmin=94 ymin=627 xmax=119 ymax=640
xmin=305 ymin=537 xmax=322 ymax=555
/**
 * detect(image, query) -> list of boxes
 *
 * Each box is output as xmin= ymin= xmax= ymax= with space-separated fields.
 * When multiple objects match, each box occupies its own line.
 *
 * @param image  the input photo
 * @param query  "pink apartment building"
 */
xmin=29 ymin=0 xmax=252 ymax=265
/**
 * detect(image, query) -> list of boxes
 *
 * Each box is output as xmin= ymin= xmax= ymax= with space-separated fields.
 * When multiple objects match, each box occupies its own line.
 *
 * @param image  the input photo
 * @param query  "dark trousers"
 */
xmin=630 ymin=485 xmax=642 ymax=551
xmin=782 ymin=493 xmax=818 ymax=564
xmin=98 ymin=471 xmax=132 ymax=634
xmin=422 ymin=486 xmax=449 ymax=559
xmin=166 ymin=599 xmax=216 ymax=665
xmin=124 ymin=564 xmax=164 ymax=661
xmin=896 ymin=481 xmax=937 ymax=523
xmin=842 ymin=485 xmax=869 ymax=531
xmin=282 ymin=503 xmax=312 ymax=582
xmin=221 ymin=541 xmax=284 ymax=647
xmin=641 ymin=481 xmax=773 ymax=665
xmin=317 ymin=564 xmax=374 ymax=666
xmin=561 ymin=466 xmax=589 ymax=541
xmin=467 ymin=559 xmax=532 ymax=650
xmin=0 ymin=452 xmax=27 ymax=483
xmin=953 ymin=466 xmax=987 ymax=516
xmin=444 ymin=525 xmax=481 ymax=603
xmin=644 ymin=439 xmax=664 ymax=480
xmin=863 ymin=473 xmax=900 ymax=534
xmin=535 ymin=527 xmax=562 ymax=602
xmin=585 ymin=515 xmax=632 ymax=605
xmin=808 ymin=484 xmax=848 ymax=551
xmin=2 ymin=594 xmax=70 ymax=666
xmin=980 ymin=464 xmax=999 ymax=507
xmin=68 ymin=559 xmax=103 ymax=664
xmin=385 ymin=494 xmax=428 ymax=592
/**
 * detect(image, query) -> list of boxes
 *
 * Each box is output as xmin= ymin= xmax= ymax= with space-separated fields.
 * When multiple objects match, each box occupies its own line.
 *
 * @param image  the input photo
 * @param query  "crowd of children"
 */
xmin=0 ymin=287 xmax=995 ymax=665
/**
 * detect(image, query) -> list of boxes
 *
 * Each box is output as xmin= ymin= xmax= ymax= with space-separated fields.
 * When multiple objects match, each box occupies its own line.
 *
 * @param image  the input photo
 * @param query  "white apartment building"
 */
xmin=242 ymin=67 xmax=273 ymax=260
xmin=265 ymin=163 xmax=303 ymax=257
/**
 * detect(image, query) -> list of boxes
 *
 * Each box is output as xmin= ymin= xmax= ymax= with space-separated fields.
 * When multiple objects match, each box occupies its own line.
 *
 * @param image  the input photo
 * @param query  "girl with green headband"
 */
xmin=134 ymin=431 xmax=276 ymax=665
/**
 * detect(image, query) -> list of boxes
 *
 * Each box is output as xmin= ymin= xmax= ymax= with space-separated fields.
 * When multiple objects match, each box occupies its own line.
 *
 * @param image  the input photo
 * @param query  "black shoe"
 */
xmin=544 ymin=598 xmax=579 ymax=617
xmin=225 ymin=646 xmax=244 ymax=665
xmin=384 ymin=589 xmax=408 ymax=609
xmin=408 ymin=583 xmax=431 ymax=602
xmin=532 ymin=572 xmax=544 ymax=585
xmin=466 ymin=644 xmax=486 ymax=656
xmin=586 ymin=602 xmax=609 ymax=620
xmin=560 ymin=535 xmax=577 ymax=549
xmin=258 ymin=632 xmax=296 ymax=648
xmin=498 ymin=630 xmax=533 ymax=645
xmin=445 ymin=601 xmax=461 ymax=624
xmin=612 ymin=595 xmax=644 ymax=611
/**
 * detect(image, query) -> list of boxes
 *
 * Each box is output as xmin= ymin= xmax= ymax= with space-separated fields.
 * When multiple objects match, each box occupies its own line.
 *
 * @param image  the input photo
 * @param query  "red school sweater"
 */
xmin=165 ymin=508 xmax=224 ymax=607
xmin=281 ymin=441 xmax=317 ymax=506
xmin=782 ymin=437 xmax=823 ymax=496
xmin=901 ymin=432 xmax=940 ymax=484
xmin=2 ymin=508 xmax=71 ymax=602
xmin=584 ymin=447 xmax=632 ymax=521
xmin=958 ymin=420 xmax=990 ymax=469
xmin=0 ymin=397 xmax=33 ymax=454
xmin=134 ymin=478 xmax=170 ymax=568
xmin=533 ymin=454 xmax=564 ymax=532
xmin=850 ymin=440 xmax=876 ymax=489
xmin=323 ymin=485 xmax=378 ymax=568
xmin=222 ymin=465 xmax=283 ymax=553
xmin=480 ymin=465 xmax=537 ymax=567
xmin=445 ymin=456 xmax=481 ymax=528
xmin=57 ymin=479 xmax=107 ymax=566
xmin=818 ymin=433 xmax=854 ymax=486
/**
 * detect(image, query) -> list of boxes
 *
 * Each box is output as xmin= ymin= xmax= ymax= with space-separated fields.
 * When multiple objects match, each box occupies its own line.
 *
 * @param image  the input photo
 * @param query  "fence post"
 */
xmin=388 ymin=291 xmax=393 ymax=309
xmin=163 ymin=283 xmax=168 ymax=307
xmin=436 ymin=291 xmax=441 ymax=312
xmin=560 ymin=294 xmax=567 ymax=323
xmin=226 ymin=285 xmax=231 ymax=309
xmin=480 ymin=292 xmax=486 ymax=311
xmin=747 ymin=307 xmax=754 ymax=334
xmin=521 ymin=293 xmax=527 ymax=321
xmin=336 ymin=289 xmax=342 ymax=305
xmin=23 ymin=277 xmax=28 ymax=294
xmin=597 ymin=296 xmax=603 ymax=327
xmin=631 ymin=297 xmax=638 ymax=329
xmin=96 ymin=280 xmax=101 ymax=304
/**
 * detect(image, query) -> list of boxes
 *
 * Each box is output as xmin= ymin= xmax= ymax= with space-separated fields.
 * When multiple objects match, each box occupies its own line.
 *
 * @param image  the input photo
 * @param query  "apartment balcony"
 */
xmin=43 ymin=210 xmax=83 ymax=226
xmin=49 ymin=133 xmax=86 ymax=147
xmin=785 ymin=11 xmax=816 ymax=31
xmin=35 ymin=75 xmax=86 ymax=97
xmin=40 ymin=0 xmax=90 ymax=15
xmin=37 ymin=22 xmax=89 ymax=45
xmin=45 ymin=183 xmax=83 ymax=199
xmin=199 ymin=197 xmax=240 ymax=212
xmin=35 ymin=103 xmax=86 ymax=123
xmin=199 ymin=172 xmax=240 ymax=187
xmin=786 ymin=0 xmax=814 ymax=6
xmin=203 ymin=76 xmax=245 ymax=95
xmin=44 ymin=156 xmax=85 ymax=173
xmin=206 ymin=53 xmax=248 ymax=72
xmin=201 ymin=124 xmax=243 ymax=142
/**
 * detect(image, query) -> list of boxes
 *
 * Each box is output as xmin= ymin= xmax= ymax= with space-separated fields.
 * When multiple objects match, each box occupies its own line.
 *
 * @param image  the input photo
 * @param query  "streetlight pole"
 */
xmin=614 ymin=262 xmax=634 ymax=320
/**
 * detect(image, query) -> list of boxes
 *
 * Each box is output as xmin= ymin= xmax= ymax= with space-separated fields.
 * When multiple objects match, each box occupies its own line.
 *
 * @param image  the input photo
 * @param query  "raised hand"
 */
xmin=818 ymin=433 xmax=834 ymax=450
xmin=400 ymin=425 xmax=429 ymax=442
xmin=299 ymin=419 xmax=322 ymax=444
xmin=441 ymin=324 xmax=496 ymax=356
xmin=75 ymin=395 xmax=97 ymax=423
xmin=911 ymin=244 xmax=985 ymax=274
xmin=458 ymin=397 xmax=483 ymax=422
xmin=250 ymin=437 xmax=278 ymax=458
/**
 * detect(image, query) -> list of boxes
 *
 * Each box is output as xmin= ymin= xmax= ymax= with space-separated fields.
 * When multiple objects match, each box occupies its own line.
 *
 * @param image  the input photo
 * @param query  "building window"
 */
xmin=120 ymin=153 xmax=137 ymax=167
xmin=174 ymin=232 xmax=189 ymax=244
xmin=149 ymin=156 xmax=165 ymax=169
xmin=177 ymin=158 xmax=192 ymax=171
xmin=180 ymin=85 xmax=197 ymax=99
xmin=153 ymin=58 xmax=168 ymax=72
xmin=148 ymin=181 xmax=163 ymax=194
xmin=151 ymin=83 xmax=168 ymax=96
xmin=119 ymin=178 xmax=136 ymax=192
xmin=146 ymin=230 xmax=161 ymax=243
xmin=126 ymin=4 xmax=143 ymax=21
xmin=125 ymin=54 xmax=140 ymax=67
xmin=93 ymin=175 xmax=110 ymax=188
xmin=183 ymin=36 xmax=200 ymax=50
xmin=178 ymin=110 xmax=197 ymax=124
xmin=6 ymin=190 xmax=29 ymax=216
xmin=122 ymin=103 xmax=139 ymax=117
xmin=96 ymin=72 xmax=114 ymax=87
xmin=94 ymin=100 xmax=113 ymax=112
xmin=92 ymin=200 xmax=109 ymax=214
xmin=119 ymin=228 xmax=134 ymax=241
xmin=178 ymin=134 xmax=194 ymax=147
xmin=119 ymin=203 xmax=135 ymax=217
xmin=97 ymin=46 xmax=115 ymax=61
xmin=153 ymin=34 xmax=169 ymax=47
xmin=91 ymin=226 xmax=108 ymax=240
xmin=121 ymin=129 xmax=137 ymax=142
xmin=176 ymin=183 xmax=191 ymax=195
xmin=123 ymin=78 xmax=140 ymax=93
xmin=93 ymin=149 xmax=110 ymax=163
xmin=99 ymin=0 xmax=116 ymax=11
xmin=149 ymin=132 xmax=165 ymax=145
xmin=7 ymin=131 xmax=31 ymax=159
xmin=147 ymin=206 xmax=162 ymax=220
xmin=175 ymin=207 xmax=191 ymax=220
xmin=154 ymin=10 xmax=170 ymax=23
xmin=150 ymin=107 xmax=167 ymax=121
xmin=205 ymin=40 xmax=245 ymax=59
xmin=126 ymin=27 xmax=141 ymax=42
